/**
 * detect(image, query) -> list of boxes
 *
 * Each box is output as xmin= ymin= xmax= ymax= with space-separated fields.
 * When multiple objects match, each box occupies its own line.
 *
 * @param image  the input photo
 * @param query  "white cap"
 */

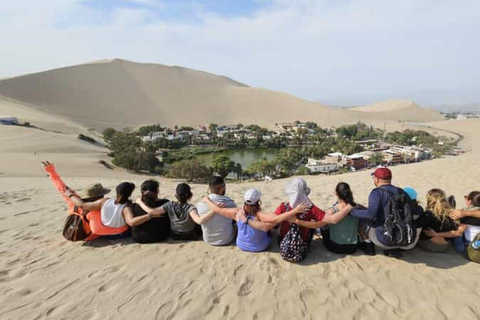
xmin=244 ymin=188 xmax=262 ymax=204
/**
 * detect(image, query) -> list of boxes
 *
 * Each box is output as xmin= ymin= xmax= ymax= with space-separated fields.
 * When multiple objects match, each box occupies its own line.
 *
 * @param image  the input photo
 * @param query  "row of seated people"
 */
xmin=43 ymin=162 xmax=480 ymax=263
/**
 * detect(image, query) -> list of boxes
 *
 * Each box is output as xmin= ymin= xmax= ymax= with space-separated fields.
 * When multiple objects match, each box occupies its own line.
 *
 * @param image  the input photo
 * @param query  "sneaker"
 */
xmin=384 ymin=249 xmax=403 ymax=259
xmin=358 ymin=241 xmax=376 ymax=256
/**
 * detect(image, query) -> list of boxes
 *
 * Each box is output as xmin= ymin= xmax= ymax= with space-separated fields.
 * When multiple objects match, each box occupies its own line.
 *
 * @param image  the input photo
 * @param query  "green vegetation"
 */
xmin=212 ymin=155 xmax=236 ymax=178
xmin=163 ymin=147 xmax=224 ymax=163
xmin=336 ymin=122 xmax=382 ymax=140
xmin=103 ymin=129 xmax=162 ymax=173
xmin=167 ymin=158 xmax=212 ymax=182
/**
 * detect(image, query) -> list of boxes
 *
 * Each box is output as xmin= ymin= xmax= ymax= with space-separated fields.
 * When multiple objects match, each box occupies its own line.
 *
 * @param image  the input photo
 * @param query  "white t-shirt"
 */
xmin=101 ymin=199 xmax=128 ymax=228
xmin=196 ymin=194 xmax=237 ymax=246
xmin=465 ymin=225 xmax=480 ymax=242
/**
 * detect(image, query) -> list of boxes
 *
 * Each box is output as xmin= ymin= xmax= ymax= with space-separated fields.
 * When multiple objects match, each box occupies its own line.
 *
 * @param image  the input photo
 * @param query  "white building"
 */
xmin=305 ymin=158 xmax=338 ymax=173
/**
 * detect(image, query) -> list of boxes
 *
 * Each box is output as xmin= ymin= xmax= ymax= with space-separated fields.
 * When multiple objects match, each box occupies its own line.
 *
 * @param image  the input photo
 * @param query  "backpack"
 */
xmin=279 ymin=203 xmax=308 ymax=262
xmin=377 ymin=187 xmax=416 ymax=247
xmin=467 ymin=233 xmax=480 ymax=263
xmin=63 ymin=206 xmax=91 ymax=241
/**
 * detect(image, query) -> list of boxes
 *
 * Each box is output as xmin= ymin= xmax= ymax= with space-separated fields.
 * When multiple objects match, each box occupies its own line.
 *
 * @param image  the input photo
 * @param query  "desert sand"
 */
xmin=0 ymin=60 xmax=478 ymax=319
xmin=0 ymin=59 xmax=444 ymax=131
xmin=1 ymin=85 xmax=480 ymax=320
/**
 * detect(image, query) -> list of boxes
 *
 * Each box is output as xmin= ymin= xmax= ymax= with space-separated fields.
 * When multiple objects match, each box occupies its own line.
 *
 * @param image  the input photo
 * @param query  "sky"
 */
xmin=1 ymin=0 xmax=479 ymax=107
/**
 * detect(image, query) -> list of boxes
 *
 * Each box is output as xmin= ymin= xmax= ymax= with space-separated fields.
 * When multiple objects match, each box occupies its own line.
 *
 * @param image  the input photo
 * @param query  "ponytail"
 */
xmin=336 ymin=182 xmax=356 ymax=207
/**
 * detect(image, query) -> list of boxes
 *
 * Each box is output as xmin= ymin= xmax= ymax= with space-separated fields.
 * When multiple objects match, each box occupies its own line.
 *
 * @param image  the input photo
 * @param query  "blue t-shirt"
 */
xmin=236 ymin=218 xmax=271 ymax=252
xmin=351 ymin=184 xmax=401 ymax=246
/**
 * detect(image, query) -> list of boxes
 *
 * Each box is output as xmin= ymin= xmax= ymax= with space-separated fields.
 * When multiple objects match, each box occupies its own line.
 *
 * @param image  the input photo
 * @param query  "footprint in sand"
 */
xmin=238 ymin=278 xmax=252 ymax=296
xmin=155 ymin=301 xmax=175 ymax=320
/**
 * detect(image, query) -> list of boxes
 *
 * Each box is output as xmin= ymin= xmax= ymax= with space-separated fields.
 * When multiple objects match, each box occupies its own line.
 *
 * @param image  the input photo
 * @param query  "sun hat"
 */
xmin=403 ymin=187 xmax=418 ymax=200
xmin=83 ymin=183 xmax=111 ymax=198
xmin=371 ymin=167 xmax=392 ymax=180
xmin=244 ymin=188 xmax=262 ymax=205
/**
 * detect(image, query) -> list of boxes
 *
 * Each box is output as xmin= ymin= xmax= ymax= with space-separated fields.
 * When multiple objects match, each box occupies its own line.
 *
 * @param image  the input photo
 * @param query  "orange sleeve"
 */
xmin=44 ymin=164 xmax=76 ymax=211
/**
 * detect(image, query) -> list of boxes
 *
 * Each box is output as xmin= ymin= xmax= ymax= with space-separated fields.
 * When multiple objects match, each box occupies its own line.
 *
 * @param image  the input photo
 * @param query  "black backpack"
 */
xmin=279 ymin=203 xmax=308 ymax=262
xmin=377 ymin=187 xmax=416 ymax=247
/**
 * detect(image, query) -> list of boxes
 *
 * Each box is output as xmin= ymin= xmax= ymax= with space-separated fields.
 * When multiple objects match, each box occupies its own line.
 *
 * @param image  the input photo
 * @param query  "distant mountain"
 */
xmin=0 ymin=59 xmax=444 ymax=130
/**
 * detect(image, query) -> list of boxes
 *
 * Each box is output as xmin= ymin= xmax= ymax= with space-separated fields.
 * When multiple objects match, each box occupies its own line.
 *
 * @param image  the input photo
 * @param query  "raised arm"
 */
xmin=134 ymin=198 xmax=166 ymax=216
xmin=189 ymin=209 xmax=216 ymax=225
xmin=450 ymin=209 xmax=480 ymax=220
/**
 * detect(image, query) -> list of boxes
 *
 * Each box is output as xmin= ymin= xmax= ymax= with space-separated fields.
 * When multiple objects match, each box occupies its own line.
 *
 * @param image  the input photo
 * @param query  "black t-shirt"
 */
xmin=416 ymin=210 xmax=458 ymax=240
xmin=132 ymin=199 xmax=170 ymax=243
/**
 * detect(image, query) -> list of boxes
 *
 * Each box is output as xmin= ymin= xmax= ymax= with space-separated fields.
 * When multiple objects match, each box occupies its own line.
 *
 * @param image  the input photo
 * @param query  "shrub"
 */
xmin=167 ymin=158 xmax=212 ymax=182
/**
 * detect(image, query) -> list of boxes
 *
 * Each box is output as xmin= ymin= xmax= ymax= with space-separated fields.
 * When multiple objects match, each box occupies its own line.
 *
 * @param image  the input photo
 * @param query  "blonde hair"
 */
xmin=426 ymin=189 xmax=453 ymax=223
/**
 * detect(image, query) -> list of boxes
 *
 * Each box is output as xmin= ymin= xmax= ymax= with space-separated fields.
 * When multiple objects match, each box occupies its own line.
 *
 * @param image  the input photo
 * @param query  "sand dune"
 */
xmin=1 ymin=119 xmax=480 ymax=319
xmin=0 ymin=59 xmax=443 ymax=131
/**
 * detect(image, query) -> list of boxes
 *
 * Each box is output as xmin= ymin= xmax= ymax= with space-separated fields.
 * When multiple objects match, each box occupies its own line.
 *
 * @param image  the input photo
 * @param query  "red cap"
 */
xmin=372 ymin=167 xmax=392 ymax=180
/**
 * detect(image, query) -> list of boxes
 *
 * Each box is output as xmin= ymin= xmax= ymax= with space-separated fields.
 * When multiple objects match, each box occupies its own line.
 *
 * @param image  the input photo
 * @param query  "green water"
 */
xmin=194 ymin=148 xmax=278 ymax=169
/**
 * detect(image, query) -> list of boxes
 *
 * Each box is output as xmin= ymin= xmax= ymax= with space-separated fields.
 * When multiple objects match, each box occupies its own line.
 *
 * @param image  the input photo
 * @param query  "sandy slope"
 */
xmin=0 ymin=118 xmax=479 ymax=320
xmin=0 ymin=60 xmax=444 ymax=130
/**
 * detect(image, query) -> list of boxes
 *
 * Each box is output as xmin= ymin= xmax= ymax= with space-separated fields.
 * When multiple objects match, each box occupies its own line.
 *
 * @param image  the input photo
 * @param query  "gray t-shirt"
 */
xmin=196 ymin=194 xmax=237 ymax=246
xmin=161 ymin=201 xmax=197 ymax=235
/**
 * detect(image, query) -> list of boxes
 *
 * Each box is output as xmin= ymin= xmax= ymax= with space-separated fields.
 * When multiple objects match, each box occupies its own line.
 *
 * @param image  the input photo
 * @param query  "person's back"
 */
xmin=162 ymin=201 xmax=197 ymax=238
xmin=196 ymin=193 xmax=236 ymax=245
xmin=329 ymin=206 xmax=360 ymax=246
xmin=101 ymin=198 xmax=129 ymax=228
xmin=132 ymin=198 xmax=170 ymax=243
xmin=236 ymin=217 xmax=270 ymax=252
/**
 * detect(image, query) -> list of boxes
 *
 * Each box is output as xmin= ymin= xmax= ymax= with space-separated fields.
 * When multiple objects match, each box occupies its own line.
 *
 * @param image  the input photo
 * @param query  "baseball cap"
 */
xmin=371 ymin=167 xmax=392 ymax=180
xmin=244 ymin=188 xmax=262 ymax=204
xmin=403 ymin=187 xmax=417 ymax=200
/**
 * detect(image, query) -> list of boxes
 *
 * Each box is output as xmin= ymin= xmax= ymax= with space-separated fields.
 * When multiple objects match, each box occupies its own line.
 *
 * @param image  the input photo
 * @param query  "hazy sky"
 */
xmin=1 ymin=0 xmax=479 ymax=106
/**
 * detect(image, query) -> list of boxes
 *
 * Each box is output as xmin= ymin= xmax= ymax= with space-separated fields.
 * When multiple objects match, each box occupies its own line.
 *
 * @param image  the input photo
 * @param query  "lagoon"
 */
xmin=194 ymin=148 xmax=278 ymax=169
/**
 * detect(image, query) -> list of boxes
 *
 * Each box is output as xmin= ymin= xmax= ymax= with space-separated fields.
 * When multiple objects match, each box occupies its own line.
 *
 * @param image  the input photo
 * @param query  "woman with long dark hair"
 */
xmin=291 ymin=182 xmax=361 ymax=254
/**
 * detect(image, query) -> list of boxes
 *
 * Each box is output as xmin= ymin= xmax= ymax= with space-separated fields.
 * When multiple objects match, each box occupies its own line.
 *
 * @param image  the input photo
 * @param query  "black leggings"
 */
xmin=171 ymin=225 xmax=202 ymax=241
xmin=321 ymin=229 xmax=357 ymax=254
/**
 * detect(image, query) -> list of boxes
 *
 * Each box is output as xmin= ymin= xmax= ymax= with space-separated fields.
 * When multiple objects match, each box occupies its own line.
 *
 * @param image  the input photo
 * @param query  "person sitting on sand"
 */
xmin=196 ymin=176 xmax=237 ymax=246
xmin=43 ymin=161 xmax=147 ymax=239
xmin=327 ymin=167 xmax=421 ymax=258
xmin=319 ymin=182 xmax=364 ymax=254
xmin=416 ymin=189 xmax=466 ymax=253
xmin=64 ymin=181 xmax=164 ymax=236
xmin=131 ymin=180 xmax=170 ymax=243
xmin=273 ymin=178 xmax=326 ymax=249
xmin=135 ymin=183 xmax=216 ymax=241
xmin=202 ymin=188 xmax=308 ymax=252
xmin=451 ymin=191 xmax=480 ymax=251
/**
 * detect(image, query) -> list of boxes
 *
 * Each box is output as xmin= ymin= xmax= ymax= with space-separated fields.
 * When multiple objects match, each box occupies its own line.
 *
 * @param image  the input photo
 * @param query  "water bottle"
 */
xmin=472 ymin=239 xmax=480 ymax=250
